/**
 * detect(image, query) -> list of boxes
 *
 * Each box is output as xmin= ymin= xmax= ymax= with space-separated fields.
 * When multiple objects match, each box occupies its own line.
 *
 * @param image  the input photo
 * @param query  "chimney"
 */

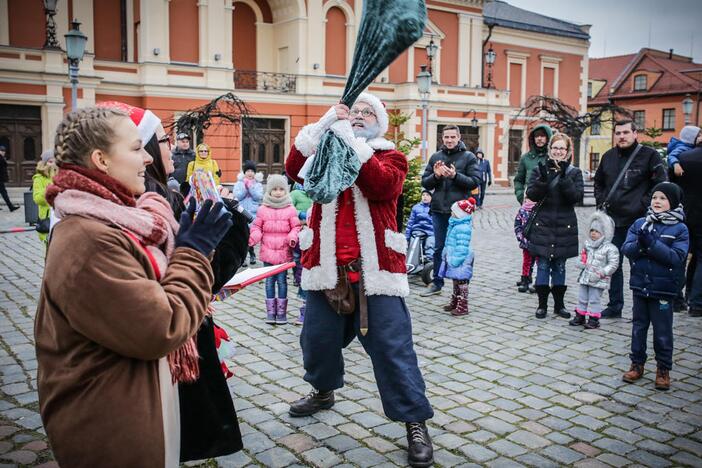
xmin=669 ymin=49 xmax=674 ymax=59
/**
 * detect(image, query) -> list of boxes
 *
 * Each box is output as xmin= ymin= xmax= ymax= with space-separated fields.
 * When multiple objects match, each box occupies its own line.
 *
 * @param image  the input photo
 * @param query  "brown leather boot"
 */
xmin=655 ymin=367 xmax=670 ymax=391
xmin=622 ymin=363 xmax=644 ymax=383
xmin=443 ymin=283 xmax=459 ymax=312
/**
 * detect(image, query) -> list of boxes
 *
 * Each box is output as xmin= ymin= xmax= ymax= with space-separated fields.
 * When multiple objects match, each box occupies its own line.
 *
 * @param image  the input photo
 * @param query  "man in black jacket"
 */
xmin=420 ymin=125 xmax=481 ymax=296
xmin=594 ymin=120 xmax=667 ymax=318
xmin=171 ymin=133 xmax=196 ymax=185
xmin=675 ymin=141 xmax=702 ymax=316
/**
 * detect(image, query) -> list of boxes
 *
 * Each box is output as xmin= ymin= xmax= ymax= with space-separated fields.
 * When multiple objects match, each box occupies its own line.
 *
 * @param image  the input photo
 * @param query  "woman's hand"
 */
xmin=557 ymin=160 xmax=569 ymax=175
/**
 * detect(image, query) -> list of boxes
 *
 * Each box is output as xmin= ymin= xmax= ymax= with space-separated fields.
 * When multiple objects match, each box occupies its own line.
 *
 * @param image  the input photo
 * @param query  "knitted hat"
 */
xmin=651 ymin=181 xmax=683 ymax=210
xmin=40 ymin=149 xmax=54 ymax=163
xmin=421 ymin=189 xmax=432 ymax=196
xmin=354 ymin=92 xmax=389 ymax=137
xmin=242 ymin=160 xmax=257 ymax=173
xmin=451 ymin=197 xmax=476 ymax=219
xmin=176 ymin=132 xmax=190 ymax=140
xmin=97 ymin=101 xmax=161 ymax=144
xmin=680 ymin=125 xmax=701 ymax=145
xmin=266 ymin=174 xmax=289 ymax=194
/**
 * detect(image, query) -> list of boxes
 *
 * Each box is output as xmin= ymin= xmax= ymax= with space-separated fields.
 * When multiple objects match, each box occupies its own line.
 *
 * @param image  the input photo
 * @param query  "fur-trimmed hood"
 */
xmin=588 ymin=210 xmax=615 ymax=243
xmin=237 ymin=172 xmax=264 ymax=183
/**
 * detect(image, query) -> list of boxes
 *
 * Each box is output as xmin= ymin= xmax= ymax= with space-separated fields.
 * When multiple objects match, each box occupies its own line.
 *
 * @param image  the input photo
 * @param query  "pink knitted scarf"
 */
xmin=48 ymin=166 xmax=201 ymax=383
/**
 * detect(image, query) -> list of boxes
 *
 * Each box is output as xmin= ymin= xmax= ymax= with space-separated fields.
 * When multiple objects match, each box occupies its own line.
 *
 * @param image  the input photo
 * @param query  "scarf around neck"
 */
xmin=642 ymin=205 xmax=685 ymax=232
xmin=263 ymin=192 xmax=292 ymax=209
xmin=47 ymin=165 xmax=200 ymax=383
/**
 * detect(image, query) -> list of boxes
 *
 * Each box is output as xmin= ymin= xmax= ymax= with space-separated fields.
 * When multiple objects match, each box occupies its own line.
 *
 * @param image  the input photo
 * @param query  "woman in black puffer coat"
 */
xmin=526 ymin=133 xmax=584 ymax=320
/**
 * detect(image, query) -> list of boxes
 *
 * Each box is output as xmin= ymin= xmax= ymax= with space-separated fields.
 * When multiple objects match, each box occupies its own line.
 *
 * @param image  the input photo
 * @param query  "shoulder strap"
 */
xmin=122 ymin=230 xmax=162 ymax=280
xmin=604 ymin=144 xmax=642 ymax=205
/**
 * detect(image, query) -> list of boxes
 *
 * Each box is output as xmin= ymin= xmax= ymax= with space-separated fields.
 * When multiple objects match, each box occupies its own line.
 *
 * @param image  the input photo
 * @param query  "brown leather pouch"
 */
xmin=323 ymin=269 xmax=355 ymax=315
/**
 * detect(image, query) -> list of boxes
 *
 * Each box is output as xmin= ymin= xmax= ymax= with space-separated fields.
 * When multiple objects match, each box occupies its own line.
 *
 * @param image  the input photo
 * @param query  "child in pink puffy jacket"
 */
xmin=249 ymin=174 xmax=301 ymax=325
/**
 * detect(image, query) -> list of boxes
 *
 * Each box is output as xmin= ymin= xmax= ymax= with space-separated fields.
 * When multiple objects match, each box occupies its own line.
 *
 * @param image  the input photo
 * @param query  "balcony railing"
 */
xmin=234 ymin=70 xmax=297 ymax=93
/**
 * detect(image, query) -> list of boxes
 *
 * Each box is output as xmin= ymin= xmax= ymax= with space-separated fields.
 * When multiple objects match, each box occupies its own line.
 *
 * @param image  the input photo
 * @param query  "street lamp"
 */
xmin=682 ymin=94 xmax=694 ymax=125
xmin=484 ymin=45 xmax=496 ymax=89
xmin=466 ymin=109 xmax=478 ymax=129
xmin=43 ymin=0 xmax=60 ymax=49
xmin=65 ymin=20 xmax=88 ymax=112
xmin=417 ymin=65 xmax=432 ymax=161
xmin=426 ymin=36 xmax=438 ymax=77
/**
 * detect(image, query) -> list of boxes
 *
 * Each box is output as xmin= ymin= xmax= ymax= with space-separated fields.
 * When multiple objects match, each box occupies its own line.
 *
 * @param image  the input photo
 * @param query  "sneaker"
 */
xmin=406 ymin=422 xmax=433 ymax=468
xmin=289 ymin=390 xmax=335 ymax=417
xmin=419 ymin=284 xmax=442 ymax=297
xmin=655 ymin=367 xmax=670 ymax=390
xmin=584 ymin=317 xmax=600 ymax=329
xmin=569 ymin=313 xmax=586 ymax=326
xmin=622 ymin=363 xmax=644 ymax=383
xmin=600 ymin=307 xmax=622 ymax=319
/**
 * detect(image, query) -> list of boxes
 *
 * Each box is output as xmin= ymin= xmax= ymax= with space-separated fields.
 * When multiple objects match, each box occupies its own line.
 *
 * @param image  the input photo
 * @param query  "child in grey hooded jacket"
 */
xmin=571 ymin=211 xmax=620 ymax=329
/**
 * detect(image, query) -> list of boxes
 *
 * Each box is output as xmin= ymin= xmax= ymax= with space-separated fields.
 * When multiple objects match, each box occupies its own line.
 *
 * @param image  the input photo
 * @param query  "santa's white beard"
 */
xmin=352 ymin=122 xmax=380 ymax=139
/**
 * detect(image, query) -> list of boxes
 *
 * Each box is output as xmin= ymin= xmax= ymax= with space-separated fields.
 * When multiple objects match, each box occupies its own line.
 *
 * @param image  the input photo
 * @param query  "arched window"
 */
xmin=324 ymin=7 xmax=347 ymax=76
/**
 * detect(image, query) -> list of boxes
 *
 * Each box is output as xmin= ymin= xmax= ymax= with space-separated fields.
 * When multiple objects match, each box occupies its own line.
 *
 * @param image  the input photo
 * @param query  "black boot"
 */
xmin=569 ymin=313 xmax=586 ymax=326
xmin=534 ymin=285 xmax=549 ymax=319
xmin=406 ymin=422 xmax=433 ymax=467
xmin=289 ymin=389 xmax=334 ymax=417
xmin=551 ymin=285 xmax=571 ymax=318
xmin=518 ymin=275 xmax=530 ymax=293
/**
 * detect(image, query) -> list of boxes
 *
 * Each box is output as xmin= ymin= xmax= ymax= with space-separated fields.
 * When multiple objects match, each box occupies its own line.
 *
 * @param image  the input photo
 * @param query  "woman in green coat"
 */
xmin=33 ymin=150 xmax=57 ymax=245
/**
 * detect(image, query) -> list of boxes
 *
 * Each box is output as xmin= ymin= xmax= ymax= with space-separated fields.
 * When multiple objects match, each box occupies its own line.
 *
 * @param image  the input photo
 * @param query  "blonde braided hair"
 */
xmin=54 ymin=106 xmax=129 ymax=167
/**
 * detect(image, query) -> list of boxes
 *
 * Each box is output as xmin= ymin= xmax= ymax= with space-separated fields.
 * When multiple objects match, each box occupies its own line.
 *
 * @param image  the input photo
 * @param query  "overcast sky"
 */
xmin=504 ymin=0 xmax=702 ymax=62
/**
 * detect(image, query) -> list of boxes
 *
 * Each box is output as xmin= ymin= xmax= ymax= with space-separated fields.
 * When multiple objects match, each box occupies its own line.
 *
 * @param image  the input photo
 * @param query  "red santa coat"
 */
xmin=285 ymin=108 xmax=410 ymax=297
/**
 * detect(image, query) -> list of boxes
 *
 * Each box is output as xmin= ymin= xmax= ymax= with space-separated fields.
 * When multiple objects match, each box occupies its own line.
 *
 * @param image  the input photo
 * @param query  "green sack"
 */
xmin=304 ymin=0 xmax=426 ymax=204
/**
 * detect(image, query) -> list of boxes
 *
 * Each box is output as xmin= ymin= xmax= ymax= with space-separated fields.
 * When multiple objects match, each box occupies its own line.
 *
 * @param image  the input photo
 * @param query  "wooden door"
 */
xmin=241 ymin=118 xmax=286 ymax=178
xmin=0 ymin=105 xmax=42 ymax=187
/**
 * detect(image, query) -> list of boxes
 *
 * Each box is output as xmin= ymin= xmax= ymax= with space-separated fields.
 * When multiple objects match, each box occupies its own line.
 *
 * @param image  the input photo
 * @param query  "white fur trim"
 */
xmin=138 ymin=109 xmax=161 ymax=144
xmin=237 ymin=172 xmax=244 ymax=182
xmin=298 ymin=156 xmax=315 ymax=180
xmin=298 ymin=227 xmax=314 ymax=250
xmin=367 ymin=138 xmax=395 ymax=151
xmin=384 ymin=229 xmax=407 ymax=255
xmin=294 ymin=107 xmax=338 ymax=157
xmin=352 ymin=186 xmax=409 ymax=297
xmin=255 ymin=172 xmax=264 ymax=182
xmin=351 ymin=138 xmax=374 ymax=164
xmin=355 ymin=92 xmax=388 ymax=136
xmin=301 ymin=200 xmax=338 ymax=290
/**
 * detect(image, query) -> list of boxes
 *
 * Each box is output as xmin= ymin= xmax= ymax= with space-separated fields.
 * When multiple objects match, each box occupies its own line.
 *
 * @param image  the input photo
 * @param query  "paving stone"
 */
xmin=216 ymin=450 xmax=252 ymax=467
xmin=277 ymin=433 xmax=316 ymax=454
xmin=0 ymin=450 xmax=37 ymax=465
xmin=459 ymin=444 xmax=498 ymax=463
xmin=255 ymin=446 xmax=299 ymax=468
xmin=542 ymin=445 xmax=585 ymax=464
xmin=342 ymin=447 xmax=388 ymax=467
xmin=474 ymin=417 xmax=517 ymax=435
xmin=515 ymin=453 xmax=560 ymax=468
xmin=626 ymin=449 xmax=672 ymax=467
xmin=301 ymin=422 xmax=339 ymax=440
xmin=507 ymin=430 xmax=551 ymax=449
xmin=488 ymin=438 xmax=528 ymax=457
xmin=301 ymin=447 xmax=342 ymax=467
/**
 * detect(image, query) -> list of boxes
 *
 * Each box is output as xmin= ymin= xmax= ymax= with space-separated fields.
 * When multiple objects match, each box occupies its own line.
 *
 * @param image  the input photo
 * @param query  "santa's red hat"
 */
xmin=97 ymin=101 xmax=161 ymax=144
xmin=354 ymin=92 xmax=389 ymax=136
xmin=451 ymin=197 xmax=476 ymax=218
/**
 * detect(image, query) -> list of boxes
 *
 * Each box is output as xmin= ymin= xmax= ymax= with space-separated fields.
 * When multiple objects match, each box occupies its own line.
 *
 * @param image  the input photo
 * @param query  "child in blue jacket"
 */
xmin=667 ymin=125 xmax=700 ymax=177
xmin=405 ymin=190 xmax=435 ymax=257
xmin=621 ymin=182 xmax=689 ymax=391
xmin=438 ymin=198 xmax=476 ymax=317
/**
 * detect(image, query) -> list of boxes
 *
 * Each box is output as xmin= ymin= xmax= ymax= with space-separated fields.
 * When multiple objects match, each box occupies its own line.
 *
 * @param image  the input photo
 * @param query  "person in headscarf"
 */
xmin=187 ymin=143 xmax=222 ymax=185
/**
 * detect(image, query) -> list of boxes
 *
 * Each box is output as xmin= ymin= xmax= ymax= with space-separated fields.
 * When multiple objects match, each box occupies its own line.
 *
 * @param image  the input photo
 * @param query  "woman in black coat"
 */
xmin=526 ymin=133 xmax=584 ymax=319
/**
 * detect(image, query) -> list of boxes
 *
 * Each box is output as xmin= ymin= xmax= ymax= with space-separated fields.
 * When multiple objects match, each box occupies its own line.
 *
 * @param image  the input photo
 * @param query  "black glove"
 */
xmin=558 ymin=160 xmax=569 ymax=175
xmin=638 ymin=228 xmax=654 ymax=249
xmin=175 ymin=199 xmax=233 ymax=256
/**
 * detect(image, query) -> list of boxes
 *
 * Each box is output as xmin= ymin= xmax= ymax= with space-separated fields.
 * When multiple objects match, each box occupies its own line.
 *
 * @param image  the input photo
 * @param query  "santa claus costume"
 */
xmin=285 ymin=92 xmax=434 ymax=467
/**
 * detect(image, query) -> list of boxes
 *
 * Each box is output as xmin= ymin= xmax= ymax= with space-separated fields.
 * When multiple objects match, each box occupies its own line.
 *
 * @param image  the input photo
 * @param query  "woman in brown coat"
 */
xmin=34 ymin=106 xmax=232 ymax=467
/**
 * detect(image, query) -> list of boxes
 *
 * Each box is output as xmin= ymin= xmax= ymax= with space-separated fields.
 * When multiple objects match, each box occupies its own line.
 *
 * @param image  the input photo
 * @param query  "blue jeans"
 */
xmin=477 ymin=182 xmax=487 ymax=207
xmin=607 ymin=226 xmax=628 ymax=313
xmin=630 ymin=296 xmax=674 ymax=370
xmin=264 ymin=262 xmax=288 ymax=299
xmin=301 ymin=287 xmax=434 ymax=422
xmin=431 ymin=212 xmax=451 ymax=289
xmin=534 ymin=257 xmax=566 ymax=286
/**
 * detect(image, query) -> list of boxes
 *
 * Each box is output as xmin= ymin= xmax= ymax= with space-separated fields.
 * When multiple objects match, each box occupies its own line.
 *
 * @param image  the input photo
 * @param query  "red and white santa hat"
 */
xmin=451 ymin=197 xmax=477 ymax=219
xmin=97 ymin=101 xmax=161 ymax=144
xmin=354 ymin=92 xmax=389 ymax=136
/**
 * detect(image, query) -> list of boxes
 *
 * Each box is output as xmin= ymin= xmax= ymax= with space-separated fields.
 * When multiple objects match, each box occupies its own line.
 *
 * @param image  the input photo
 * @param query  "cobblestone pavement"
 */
xmin=0 ymin=193 xmax=701 ymax=467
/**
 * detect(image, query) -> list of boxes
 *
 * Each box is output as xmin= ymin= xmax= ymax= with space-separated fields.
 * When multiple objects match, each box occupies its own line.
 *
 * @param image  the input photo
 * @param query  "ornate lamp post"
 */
xmin=484 ymin=45 xmax=496 ymax=89
xmin=682 ymin=94 xmax=694 ymax=125
xmin=43 ymin=0 xmax=61 ymax=49
xmin=417 ymin=65 xmax=432 ymax=161
xmin=64 ymin=20 xmax=88 ymax=112
xmin=466 ymin=109 xmax=478 ymax=129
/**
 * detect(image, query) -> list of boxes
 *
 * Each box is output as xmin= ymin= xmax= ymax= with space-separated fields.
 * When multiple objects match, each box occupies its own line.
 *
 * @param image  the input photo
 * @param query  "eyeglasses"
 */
xmin=551 ymin=147 xmax=568 ymax=152
xmin=157 ymin=135 xmax=172 ymax=150
xmin=349 ymin=107 xmax=376 ymax=118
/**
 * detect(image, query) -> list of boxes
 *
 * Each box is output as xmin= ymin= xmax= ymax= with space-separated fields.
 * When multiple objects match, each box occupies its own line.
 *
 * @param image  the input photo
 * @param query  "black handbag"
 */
xmin=179 ymin=315 xmax=243 ymax=462
xmin=36 ymin=217 xmax=50 ymax=234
